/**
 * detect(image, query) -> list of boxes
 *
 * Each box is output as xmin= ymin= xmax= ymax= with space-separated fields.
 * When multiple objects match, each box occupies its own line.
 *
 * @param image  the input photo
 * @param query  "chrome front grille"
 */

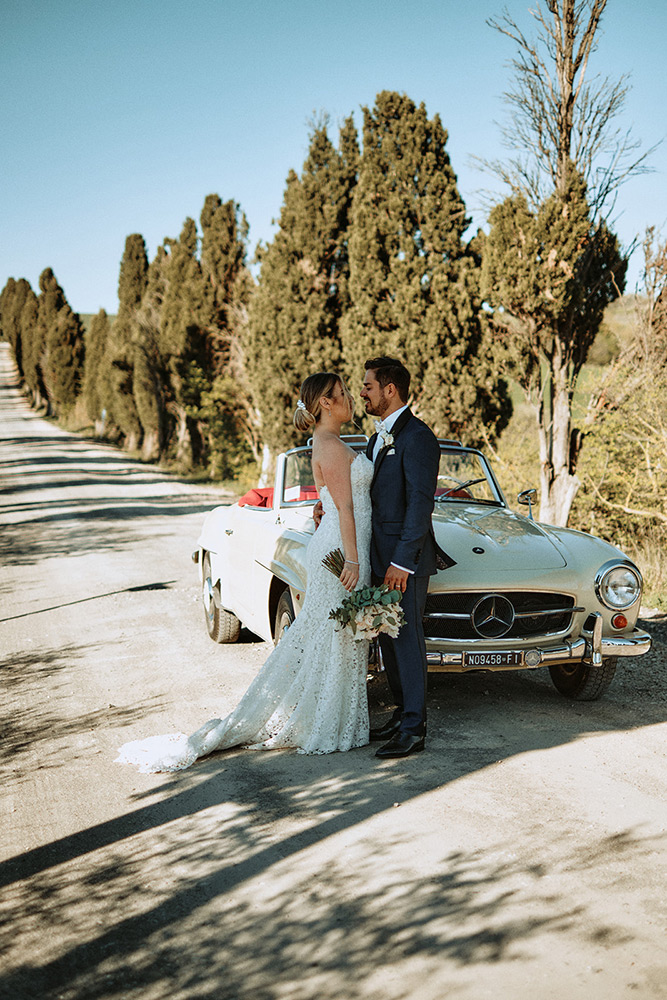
xmin=423 ymin=591 xmax=577 ymax=641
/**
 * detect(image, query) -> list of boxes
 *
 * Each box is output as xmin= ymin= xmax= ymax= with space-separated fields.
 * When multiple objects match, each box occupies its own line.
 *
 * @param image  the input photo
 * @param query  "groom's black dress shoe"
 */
xmin=369 ymin=717 xmax=402 ymax=742
xmin=375 ymin=732 xmax=425 ymax=758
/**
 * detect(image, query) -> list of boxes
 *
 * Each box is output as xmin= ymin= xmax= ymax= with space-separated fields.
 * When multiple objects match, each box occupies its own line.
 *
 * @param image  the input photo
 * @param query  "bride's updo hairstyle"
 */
xmin=294 ymin=372 xmax=351 ymax=432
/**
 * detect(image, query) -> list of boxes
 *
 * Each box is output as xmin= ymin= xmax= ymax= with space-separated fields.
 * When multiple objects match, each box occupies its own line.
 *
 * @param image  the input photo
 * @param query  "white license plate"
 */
xmin=463 ymin=651 xmax=523 ymax=667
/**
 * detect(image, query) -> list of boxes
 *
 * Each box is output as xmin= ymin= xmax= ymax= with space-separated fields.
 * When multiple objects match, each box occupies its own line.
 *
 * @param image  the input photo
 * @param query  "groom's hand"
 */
xmin=384 ymin=565 xmax=409 ymax=593
xmin=313 ymin=500 xmax=324 ymax=528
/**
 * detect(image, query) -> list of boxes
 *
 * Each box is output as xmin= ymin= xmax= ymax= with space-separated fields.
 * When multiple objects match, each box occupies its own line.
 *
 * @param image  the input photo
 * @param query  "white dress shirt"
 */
xmin=372 ymin=404 xmax=408 ymax=462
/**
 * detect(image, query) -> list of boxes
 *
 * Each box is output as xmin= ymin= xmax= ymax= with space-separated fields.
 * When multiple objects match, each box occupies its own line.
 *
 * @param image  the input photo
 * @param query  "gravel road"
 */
xmin=1 ymin=342 xmax=666 ymax=1000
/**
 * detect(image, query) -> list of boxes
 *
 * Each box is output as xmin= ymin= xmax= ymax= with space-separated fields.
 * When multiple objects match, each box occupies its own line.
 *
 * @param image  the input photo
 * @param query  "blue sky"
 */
xmin=2 ymin=0 xmax=665 ymax=314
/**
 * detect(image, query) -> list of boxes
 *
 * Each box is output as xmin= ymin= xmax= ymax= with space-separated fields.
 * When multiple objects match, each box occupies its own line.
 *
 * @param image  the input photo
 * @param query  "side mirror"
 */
xmin=517 ymin=488 xmax=537 ymax=521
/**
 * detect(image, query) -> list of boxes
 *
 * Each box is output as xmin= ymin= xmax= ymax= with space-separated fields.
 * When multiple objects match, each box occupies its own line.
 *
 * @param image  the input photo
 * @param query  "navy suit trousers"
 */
xmin=375 ymin=572 xmax=430 ymax=736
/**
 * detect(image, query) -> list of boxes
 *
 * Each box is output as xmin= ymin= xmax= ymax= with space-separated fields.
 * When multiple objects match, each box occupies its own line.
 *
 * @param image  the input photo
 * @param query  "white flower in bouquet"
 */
xmin=380 ymin=617 xmax=401 ymax=639
xmin=354 ymin=609 xmax=373 ymax=630
xmin=355 ymin=607 xmax=382 ymax=636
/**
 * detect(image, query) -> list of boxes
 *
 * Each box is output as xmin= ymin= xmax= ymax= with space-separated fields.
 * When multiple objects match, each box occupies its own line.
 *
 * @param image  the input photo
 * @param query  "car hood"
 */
xmin=433 ymin=505 xmax=567 ymax=570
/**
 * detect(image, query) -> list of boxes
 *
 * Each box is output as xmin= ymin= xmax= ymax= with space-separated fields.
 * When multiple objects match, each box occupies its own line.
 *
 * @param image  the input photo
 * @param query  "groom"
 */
xmin=362 ymin=357 xmax=455 ymax=759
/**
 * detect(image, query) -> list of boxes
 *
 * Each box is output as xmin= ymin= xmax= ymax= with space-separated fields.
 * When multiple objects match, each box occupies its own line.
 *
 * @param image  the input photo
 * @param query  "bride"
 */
xmin=116 ymin=372 xmax=373 ymax=772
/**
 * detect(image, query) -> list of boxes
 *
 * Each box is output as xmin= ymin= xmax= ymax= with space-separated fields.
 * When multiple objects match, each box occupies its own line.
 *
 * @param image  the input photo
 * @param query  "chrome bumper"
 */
xmin=426 ymin=619 xmax=652 ymax=672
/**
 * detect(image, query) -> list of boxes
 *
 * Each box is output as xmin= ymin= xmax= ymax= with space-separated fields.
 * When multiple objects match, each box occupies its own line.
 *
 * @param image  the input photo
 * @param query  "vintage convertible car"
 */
xmin=193 ymin=437 xmax=651 ymax=701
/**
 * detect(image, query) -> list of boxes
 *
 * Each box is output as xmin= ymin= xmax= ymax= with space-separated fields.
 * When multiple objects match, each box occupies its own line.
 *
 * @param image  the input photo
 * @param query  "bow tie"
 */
xmin=374 ymin=420 xmax=387 ymax=434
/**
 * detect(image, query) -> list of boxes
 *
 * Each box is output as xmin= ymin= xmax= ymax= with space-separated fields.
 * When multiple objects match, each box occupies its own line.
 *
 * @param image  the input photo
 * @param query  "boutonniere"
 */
xmin=378 ymin=429 xmax=394 ymax=450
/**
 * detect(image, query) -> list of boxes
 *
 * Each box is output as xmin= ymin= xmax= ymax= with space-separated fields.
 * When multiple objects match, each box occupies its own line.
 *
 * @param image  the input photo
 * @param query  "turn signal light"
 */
xmin=611 ymin=613 xmax=628 ymax=629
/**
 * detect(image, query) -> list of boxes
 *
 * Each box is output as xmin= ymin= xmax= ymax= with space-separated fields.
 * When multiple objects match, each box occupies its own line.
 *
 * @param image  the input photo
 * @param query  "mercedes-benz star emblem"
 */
xmin=471 ymin=594 xmax=515 ymax=638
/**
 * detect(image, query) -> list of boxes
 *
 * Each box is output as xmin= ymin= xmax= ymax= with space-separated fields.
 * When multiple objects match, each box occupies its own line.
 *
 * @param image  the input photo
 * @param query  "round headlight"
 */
xmin=595 ymin=562 xmax=642 ymax=610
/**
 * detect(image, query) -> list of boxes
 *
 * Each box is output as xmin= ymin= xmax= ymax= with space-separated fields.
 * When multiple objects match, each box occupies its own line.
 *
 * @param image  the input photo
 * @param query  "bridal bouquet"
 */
xmin=322 ymin=549 xmax=405 ymax=641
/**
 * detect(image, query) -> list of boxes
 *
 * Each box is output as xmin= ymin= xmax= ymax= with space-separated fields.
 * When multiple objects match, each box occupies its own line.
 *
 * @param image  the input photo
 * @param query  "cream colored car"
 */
xmin=194 ymin=438 xmax=651 ymax=701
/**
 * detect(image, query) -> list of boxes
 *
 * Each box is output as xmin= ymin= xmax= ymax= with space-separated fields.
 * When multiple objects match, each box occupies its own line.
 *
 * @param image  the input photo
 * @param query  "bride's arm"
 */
xmin=316 ymin=442 xmax=359 ymax=592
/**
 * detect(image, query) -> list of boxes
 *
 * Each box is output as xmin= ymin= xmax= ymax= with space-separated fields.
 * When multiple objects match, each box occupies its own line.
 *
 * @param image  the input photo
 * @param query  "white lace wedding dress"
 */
xmin=116 ymin=453 xmax=374 ymax=772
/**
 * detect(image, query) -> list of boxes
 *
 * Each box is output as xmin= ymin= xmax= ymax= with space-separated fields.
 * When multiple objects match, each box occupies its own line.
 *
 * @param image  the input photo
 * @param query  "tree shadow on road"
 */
xmin=1 ymin=453 xmax=135 ymax=469
xmin=0 ymin=476 xmax=183 ymax=496
xmin=1 ymin=661 xmax=666 ymax=999
xmin=0 ymin=581 xmax=177 ymax=624
xmin=0 ymin=498 xmax=222 ymax=570
xmin=0 ymin=749 xmax=659 ymax=1000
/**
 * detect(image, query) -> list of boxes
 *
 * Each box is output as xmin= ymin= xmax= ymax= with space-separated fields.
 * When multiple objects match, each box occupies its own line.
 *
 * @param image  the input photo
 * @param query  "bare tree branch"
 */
xmin=485 ymin=0 xmax=657 ymax=219
xmin=584 ymin=475 xmax=667 ymax=525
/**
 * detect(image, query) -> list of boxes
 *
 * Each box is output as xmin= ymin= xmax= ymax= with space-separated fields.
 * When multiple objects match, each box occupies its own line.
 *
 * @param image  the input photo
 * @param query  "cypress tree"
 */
xmin=83 ymin=308 xmax=111 ymax=432
xmin=200 ymin=194 xmax=249 ymax=325
xmin=0 ymin=277 xmax=32 ymax=376
xmin=482 ymin=169 xmax=626 ymax=523
xmin=199 ymin=194 xmax=256 ymax=477
xmin=1 ymin=272 xmax=84 ymax=414
xmin=19 ymin=285 xmax=39 ymax=401
xmin=133 ymin=245 xmax=170 ymax=459
xmin=159 ymin=219 xmax=206 ymax=359
xmin=43 ymin=297 xmax=85 ymax=415
xmin=341 ymin=91 xmax=511 ymax=444
xmin=32 ymin=268 xmax=67 ymax=412
xmin=245 ymin=118 xmax=359 ymax=462
xmin=109 ymin=234 xmax=148 ymax=449
xmin=158 ymin=217 xmax=212 ymax=467
xmin=0 ymin=279 xmax=15 ymax=342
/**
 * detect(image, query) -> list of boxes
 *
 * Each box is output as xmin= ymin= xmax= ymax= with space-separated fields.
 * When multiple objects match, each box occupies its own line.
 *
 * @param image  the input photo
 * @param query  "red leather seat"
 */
xmin=238 ymin=487 xmax=274 ymax=508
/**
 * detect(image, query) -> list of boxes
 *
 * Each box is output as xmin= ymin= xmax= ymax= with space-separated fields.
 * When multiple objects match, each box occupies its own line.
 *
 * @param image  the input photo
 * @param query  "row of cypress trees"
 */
xmin=88 ymin=194 xmax=254 ymax=478
xmin=1 ymin=91 xmax=513 ymax=479
xmin=0 ymin=269 xmax=85 ymax=417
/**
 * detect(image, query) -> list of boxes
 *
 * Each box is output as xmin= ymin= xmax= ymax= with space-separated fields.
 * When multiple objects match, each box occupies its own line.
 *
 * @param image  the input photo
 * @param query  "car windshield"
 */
xmin=282 ymin=450 xmax=320 ymax=505
xmin=435 ymin=449 xmax=502 ymax=505
xmin=281 ymin=439 xmax=367 ymax=505
xmin=280 ymin=444 xmax=502 ymax=507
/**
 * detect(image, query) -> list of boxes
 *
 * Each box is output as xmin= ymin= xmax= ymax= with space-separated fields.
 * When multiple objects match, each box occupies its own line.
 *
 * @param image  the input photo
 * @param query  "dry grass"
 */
xmin=624 ymin=530 xmax=667 ymax=611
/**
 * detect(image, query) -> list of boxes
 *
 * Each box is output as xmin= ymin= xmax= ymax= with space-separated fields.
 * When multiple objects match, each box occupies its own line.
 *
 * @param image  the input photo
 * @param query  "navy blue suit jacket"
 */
xmin=366 ymin=409 xmax=455 ymax=579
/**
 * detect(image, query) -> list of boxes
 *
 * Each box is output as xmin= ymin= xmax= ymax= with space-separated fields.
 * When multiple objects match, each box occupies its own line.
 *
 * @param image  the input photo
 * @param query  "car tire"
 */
xmin=548 ymin=657 xmax=617 ymax=700
xmin=202 ymin=553 xmax=241 ymax=644
xmin=274 ymin=590 xmax=295 ymax=644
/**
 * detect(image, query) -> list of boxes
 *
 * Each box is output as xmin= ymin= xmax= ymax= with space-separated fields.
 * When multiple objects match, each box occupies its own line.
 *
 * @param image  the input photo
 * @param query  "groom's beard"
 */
xmin=363 ymin=395 xmax=389 ymax=419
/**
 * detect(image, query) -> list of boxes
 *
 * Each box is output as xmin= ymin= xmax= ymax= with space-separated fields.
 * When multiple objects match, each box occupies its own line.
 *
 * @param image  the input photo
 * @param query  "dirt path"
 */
xmin=1 ymin=342 xmax=666 ymax=1000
